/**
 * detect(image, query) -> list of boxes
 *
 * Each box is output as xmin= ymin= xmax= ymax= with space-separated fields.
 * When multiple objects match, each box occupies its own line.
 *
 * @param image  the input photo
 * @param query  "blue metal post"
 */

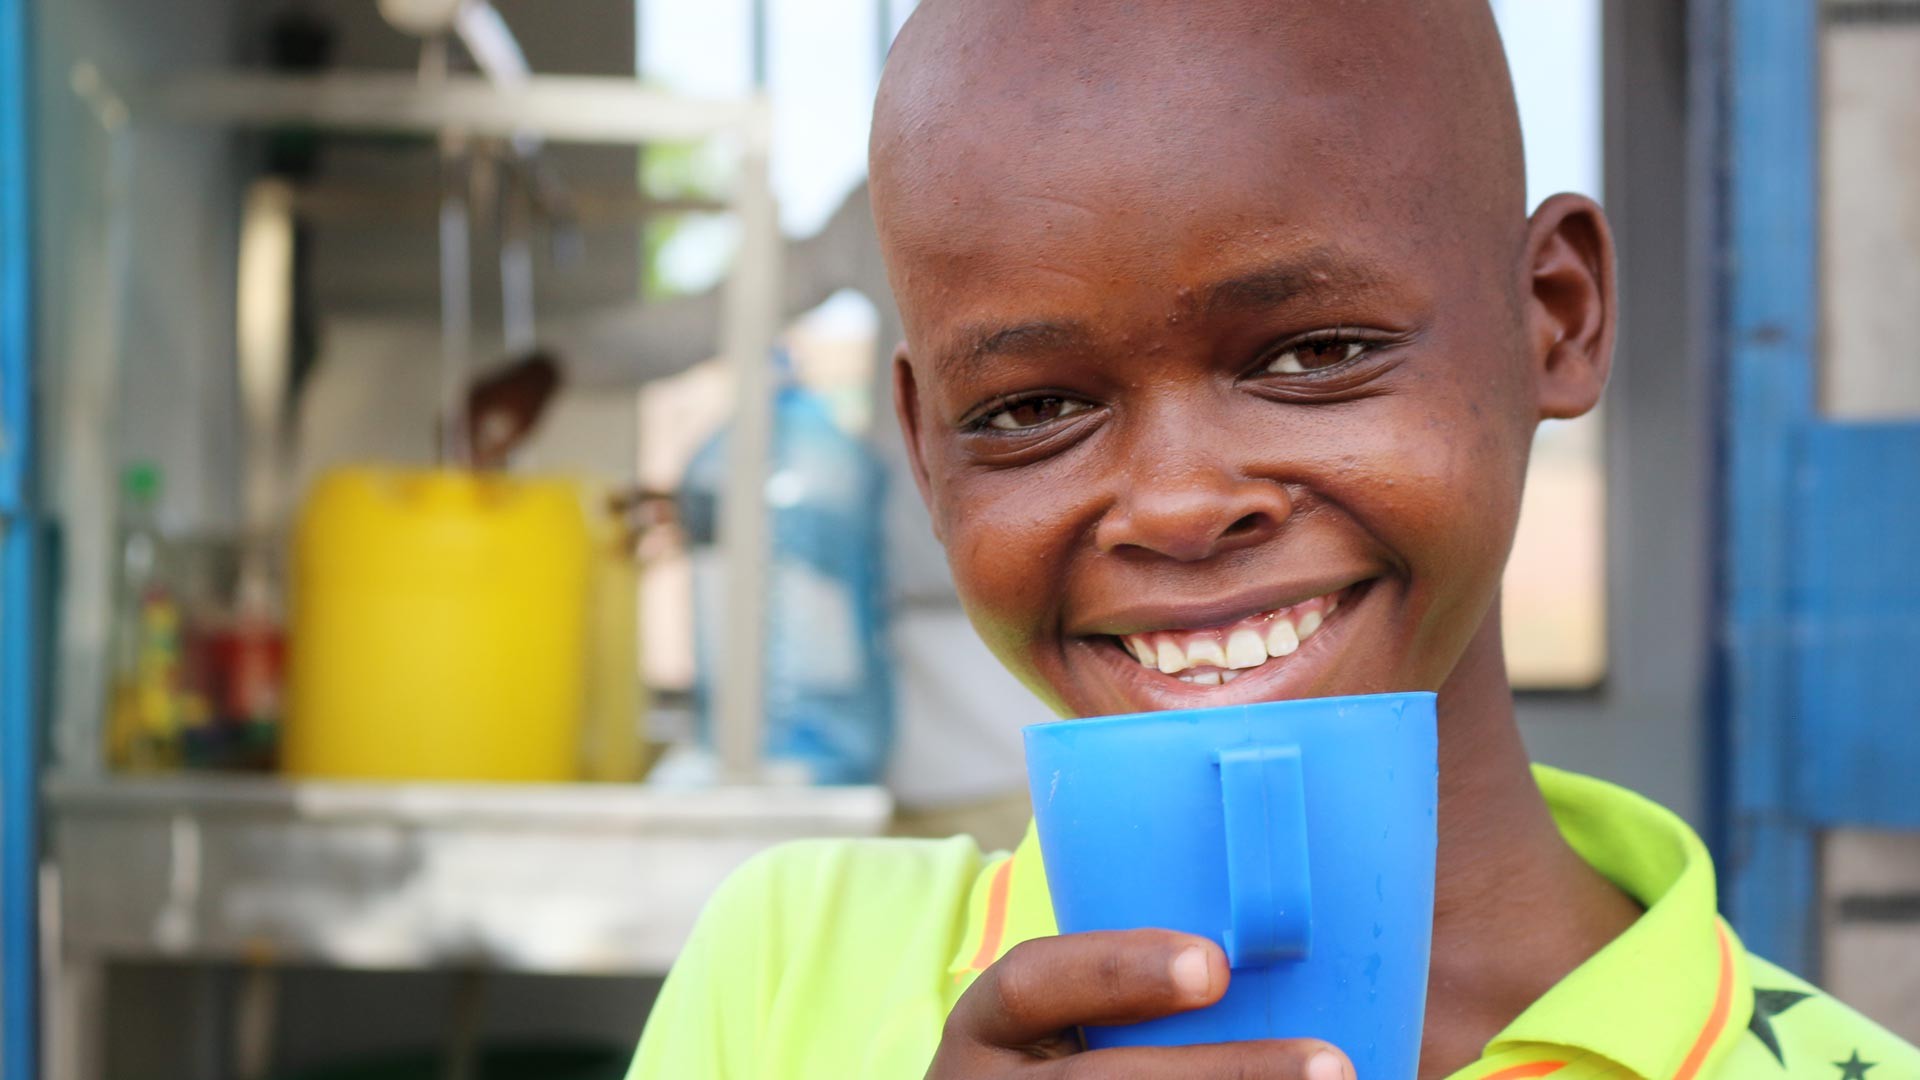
xmin=1720 ymin=0 xmax=1821 ymax=976
xmin=0 ymin=0 xmax=40 ymax=1073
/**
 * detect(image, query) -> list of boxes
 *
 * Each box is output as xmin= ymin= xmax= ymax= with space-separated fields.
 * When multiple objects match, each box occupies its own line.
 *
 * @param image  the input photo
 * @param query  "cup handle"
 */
xmin=1215 ymin=745 xmax=1312 ymax=967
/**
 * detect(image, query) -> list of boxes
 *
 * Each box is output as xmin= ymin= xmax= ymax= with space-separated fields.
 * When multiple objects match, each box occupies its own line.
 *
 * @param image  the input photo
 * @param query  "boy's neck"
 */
xmin=1419 ymin=613 xmax=1643 ymax=1079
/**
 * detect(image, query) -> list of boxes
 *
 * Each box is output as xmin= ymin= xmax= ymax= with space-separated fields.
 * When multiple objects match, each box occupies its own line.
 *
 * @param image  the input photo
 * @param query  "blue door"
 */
xmin=0 ymin=0 xmax=40 ymax=1074
xmin=1720 ymin=0 xmax=1920 ymax=976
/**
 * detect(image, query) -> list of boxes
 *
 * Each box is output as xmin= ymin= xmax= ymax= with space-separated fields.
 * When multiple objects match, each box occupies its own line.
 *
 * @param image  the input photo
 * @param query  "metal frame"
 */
xmin=1714 ymin=0 xmax=1920 ymax=976
xmin=1512 ymin=0 xmax=1715 ymax=828
xmin=0 ymin=0 xmax=43 ymax=1074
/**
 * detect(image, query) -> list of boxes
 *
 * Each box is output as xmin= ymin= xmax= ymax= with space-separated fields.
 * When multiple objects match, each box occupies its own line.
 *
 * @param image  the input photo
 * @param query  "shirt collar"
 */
xmin=948 ymin=818 xmax=1055 ymax=979
xmin=949 ymin=765 xmax=1751 ymax=1078
xmin=1485 ymin=765 xmax=1751 ymax=1079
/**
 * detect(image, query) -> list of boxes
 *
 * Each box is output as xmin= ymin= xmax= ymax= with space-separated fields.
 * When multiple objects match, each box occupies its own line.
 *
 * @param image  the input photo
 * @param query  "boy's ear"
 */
xmin=891 ymin=346 xmax=944 ymax=542
xmin=1522 ymin=193 xmax=1617 ymax=421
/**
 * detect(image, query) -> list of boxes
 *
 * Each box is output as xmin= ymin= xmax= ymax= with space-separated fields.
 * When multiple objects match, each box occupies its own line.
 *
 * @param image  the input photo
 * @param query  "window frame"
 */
xmin=1513 ymin=0 xmax=1714 ymax=830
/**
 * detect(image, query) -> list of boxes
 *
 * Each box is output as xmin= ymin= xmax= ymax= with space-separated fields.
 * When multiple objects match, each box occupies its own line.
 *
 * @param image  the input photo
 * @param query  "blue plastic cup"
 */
xmin=1022 ymin=692 xmax=1438 ymax=1076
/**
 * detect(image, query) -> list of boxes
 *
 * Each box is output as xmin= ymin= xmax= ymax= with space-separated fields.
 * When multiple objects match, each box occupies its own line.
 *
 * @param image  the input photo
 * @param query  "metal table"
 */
xmin=42 ymin=774 xmax=891 ymax=1080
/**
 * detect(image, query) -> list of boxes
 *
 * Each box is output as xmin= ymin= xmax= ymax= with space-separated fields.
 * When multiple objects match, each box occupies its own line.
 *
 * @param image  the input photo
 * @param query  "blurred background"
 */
xmin=0 ymin=0 xmax=1917 ymax=1077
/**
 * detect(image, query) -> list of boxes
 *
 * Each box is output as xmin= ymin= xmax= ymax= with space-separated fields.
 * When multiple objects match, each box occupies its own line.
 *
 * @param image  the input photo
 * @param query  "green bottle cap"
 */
xmin=123 ymin=462 xmax=162 ymax=502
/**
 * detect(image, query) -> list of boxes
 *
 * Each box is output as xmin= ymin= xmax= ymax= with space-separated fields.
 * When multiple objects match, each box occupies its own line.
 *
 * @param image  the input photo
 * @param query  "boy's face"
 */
xmin=875 ymin=1 xmax=1613 ymax=719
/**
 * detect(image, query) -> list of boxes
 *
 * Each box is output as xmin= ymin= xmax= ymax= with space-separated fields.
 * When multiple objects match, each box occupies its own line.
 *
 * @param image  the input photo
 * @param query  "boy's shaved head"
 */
xmin=871 ymin=0 xmax=1613 ymax=721
xmin=872 ymin=0 xmax=1527 ymax=303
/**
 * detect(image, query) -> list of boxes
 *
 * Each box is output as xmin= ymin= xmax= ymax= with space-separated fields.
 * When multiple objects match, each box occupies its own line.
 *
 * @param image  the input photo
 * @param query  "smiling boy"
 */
xmin=628 ymin=2 xmax=1920 ymax=1078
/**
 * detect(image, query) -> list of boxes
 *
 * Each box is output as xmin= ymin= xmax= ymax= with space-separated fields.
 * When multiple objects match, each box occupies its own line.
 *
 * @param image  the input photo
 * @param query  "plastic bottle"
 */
xmin=192 ymin=550 xmax=287 ymax=772
xmin=681 ymin=358 xmax=894 ymax=785
xmin=105 ymin=463 xmax=199 ymax=771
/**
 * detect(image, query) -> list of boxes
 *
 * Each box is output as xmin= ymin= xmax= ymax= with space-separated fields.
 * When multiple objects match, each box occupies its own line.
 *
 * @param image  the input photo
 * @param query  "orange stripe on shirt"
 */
xmin=1672 ymin=922 xmax=1736 ymax=1080
xmin=968 ymin=857 xmax=1014 ymax=972
xmin=1482 ymin=1064 xmax=1565 ymax=1080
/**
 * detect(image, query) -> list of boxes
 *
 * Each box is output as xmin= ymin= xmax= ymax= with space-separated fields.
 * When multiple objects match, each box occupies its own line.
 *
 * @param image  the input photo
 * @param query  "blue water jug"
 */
xmin=1023 ymin=692 xmax=1437 ymax=1076
xmin=682 ymin=361 xmax=894 ymax=784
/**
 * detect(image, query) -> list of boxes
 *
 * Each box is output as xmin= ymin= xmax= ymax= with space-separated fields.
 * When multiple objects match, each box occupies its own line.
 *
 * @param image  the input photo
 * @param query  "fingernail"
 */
xmin=1170 ymin=945 xmax=1212 ymax=1000
xmin=1307 ymin=1050 xmax=1349 ymax=1080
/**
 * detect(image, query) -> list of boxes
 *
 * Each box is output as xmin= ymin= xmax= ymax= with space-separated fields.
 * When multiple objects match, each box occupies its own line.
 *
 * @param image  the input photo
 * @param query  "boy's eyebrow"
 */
xmin=932 ymin=254 xmax=1391 ymax=380
xmin=1199 ymin=254 xmax=1390 ymax=315
xmin=936 ymin=319 xmax=1092 ymax=381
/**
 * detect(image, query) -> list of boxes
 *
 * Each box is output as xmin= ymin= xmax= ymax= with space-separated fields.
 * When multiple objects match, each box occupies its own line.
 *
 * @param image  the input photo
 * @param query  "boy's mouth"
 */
xmin=1109 ymin=586 xmax=1352 ymax=687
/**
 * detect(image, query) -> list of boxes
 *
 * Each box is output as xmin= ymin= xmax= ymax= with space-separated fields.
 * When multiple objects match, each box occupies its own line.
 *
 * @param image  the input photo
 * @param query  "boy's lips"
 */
xmin=1069 ymin=580 xmax=1373 ymax=707
xmin=1071 ymin=573 xmax=1373 ymax=638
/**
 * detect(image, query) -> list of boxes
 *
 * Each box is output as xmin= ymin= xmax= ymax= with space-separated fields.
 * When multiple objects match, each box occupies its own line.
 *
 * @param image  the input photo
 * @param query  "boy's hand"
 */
xmin=927 ymin=930 xmax=1354 ymax=1079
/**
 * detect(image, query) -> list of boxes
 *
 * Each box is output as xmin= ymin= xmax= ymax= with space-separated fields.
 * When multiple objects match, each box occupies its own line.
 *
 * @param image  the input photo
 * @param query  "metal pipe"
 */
xmin=234 ymin=179 xmax=295 ymax=538
xmin=499 ymin=164 xmax=537 ymax=356
xmin=422 ymin=35 xmax=475 ymax=467
xmin=0 ymin=0 xmax=41 ymax=1071
xmin=751 ymin=0 xmax=769 ymax=89
xmin=438 ymin=161 xmax=474 ymax=467
xmin=56 ymin=65 xmax=136 ymax=777
xmin=139 ymin=73 xmax=765 ymax=146
xmin=713 ymin=122 xmax=781 ymax=783
xmin=231 ymin=965 xmax=278 ymax=1080
xmin=454 ymin=1 xmax=540 ymax=160
xmin=283 ymin=183 xmax=728 ymax=225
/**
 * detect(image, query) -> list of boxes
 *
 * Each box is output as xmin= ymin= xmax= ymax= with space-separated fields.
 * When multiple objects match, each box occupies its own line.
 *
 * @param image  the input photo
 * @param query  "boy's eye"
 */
xmin=981 ymin=396 xmax=1090 ymax=431
xmin=1264 ymin=339 xmax=1366 ymax=375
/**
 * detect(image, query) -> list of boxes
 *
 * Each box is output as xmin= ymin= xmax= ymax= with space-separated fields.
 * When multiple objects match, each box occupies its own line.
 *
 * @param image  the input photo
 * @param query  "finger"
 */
xmin=950 ymin=930 xmax=1228 ymax=1048
xmin=1043 ymin=1039 xmax=1354 ymax=1080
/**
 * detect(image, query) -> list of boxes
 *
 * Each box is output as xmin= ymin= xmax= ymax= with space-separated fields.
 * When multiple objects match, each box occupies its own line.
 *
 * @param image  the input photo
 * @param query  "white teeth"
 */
xmin=1125 ymin=636 xmax=1156 ymax=666
xmin=1121 ymin=589 xmax=1347 ymax=684
xmin=1156 ymin=639 xmax=1187 ymax=674
xmin=1265 ymin=618 xmax=1300 ymax=657
xmin=1185 ymin=638 xmax=1228 ymax=670
xmin=1225 ymin=629 xmax=1267 ymax=670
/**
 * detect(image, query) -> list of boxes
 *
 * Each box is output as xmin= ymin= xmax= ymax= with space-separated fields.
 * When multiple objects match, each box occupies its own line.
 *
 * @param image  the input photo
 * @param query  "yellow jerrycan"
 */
xmin=578 ymin=482 xmax=647 ymax=783
xmin=285 ymin=468 xmax=590 ymax=781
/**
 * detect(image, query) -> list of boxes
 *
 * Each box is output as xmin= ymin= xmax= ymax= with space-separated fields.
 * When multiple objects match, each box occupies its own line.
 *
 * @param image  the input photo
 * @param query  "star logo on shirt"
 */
xmin=1834 ymin=1049 xmax=1876 ymax=1079
xmin=1747 ymin=987 xmax=1812 ymax=1066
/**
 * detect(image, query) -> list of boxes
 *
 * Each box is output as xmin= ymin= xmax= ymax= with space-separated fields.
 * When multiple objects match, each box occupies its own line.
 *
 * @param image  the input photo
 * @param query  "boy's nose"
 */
xmin=1094 ymin=465 xmax=1294 ymax=563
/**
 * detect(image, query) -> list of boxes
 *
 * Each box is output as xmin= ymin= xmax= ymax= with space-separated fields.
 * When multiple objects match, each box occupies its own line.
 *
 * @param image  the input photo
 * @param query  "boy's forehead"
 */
xmin=871 ymin=0 xmax=1524 ymax=336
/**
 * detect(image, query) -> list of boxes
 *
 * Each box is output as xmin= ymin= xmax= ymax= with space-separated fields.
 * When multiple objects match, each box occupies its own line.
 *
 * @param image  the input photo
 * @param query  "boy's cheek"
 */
xmin=943 ymin=513 xmax=1071 ymax=635
xmin=948 ymin=585 xmax=1071 ymax=710
xmin=936 ymin=462 xmax=1087 ymax=561
xmin=946 ymin=529 xmax=1038 ymax=618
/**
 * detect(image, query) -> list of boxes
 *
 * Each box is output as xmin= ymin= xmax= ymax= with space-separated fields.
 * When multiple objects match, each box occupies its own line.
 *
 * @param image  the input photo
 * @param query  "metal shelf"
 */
xmin=44 ymin=61 xmax=794 ymax=1080
xmin=58 ymin=65 xmax=783 ymax=784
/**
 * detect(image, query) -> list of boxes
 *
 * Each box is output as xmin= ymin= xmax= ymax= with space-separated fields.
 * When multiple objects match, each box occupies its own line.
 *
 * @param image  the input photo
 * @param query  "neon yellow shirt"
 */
xmin=628 ymin=766 xmax=1918 ymax=1079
